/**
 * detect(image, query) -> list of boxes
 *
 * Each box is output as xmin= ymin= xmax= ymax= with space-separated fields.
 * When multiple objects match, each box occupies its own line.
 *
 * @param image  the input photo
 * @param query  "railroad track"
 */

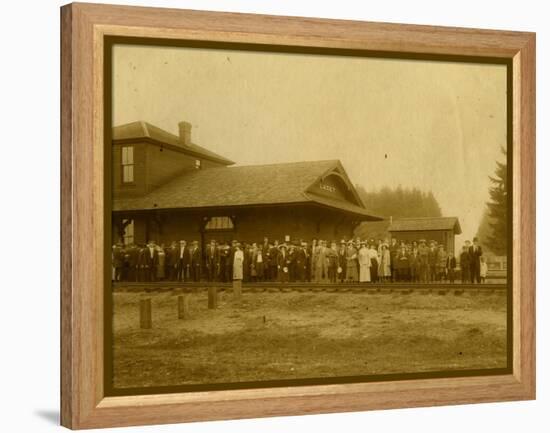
xmin=113 ymin=281 xmax=507 ymax=294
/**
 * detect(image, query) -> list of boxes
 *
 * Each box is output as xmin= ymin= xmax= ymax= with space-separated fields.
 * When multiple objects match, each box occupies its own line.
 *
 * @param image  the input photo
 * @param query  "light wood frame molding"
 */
xmin=60 ymin=2 xmax=535 ymax=429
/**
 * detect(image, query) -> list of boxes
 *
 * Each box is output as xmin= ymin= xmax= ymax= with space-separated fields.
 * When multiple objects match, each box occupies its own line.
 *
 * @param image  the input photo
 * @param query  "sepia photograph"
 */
xmin=107 ymin=40 xmax=511 ymax=393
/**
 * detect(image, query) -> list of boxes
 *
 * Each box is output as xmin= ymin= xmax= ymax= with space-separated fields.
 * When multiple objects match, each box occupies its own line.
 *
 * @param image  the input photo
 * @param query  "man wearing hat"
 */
xmin=337 ymin=240 xmax=347 ymax=283
xmin=112 ymin=243 xmax=125 ymax=282
xmin=277 ymin=244 xmax=291 ymax=283
xmin=427 ymin=240 xmax=438 ymax=283
xmin=418 ymin=239 xmax=429 ymax=283
xmin=176 ymin=240 xmax=190 ymax=282
xmin=294 ymin=242 xmax=308 ymax=282
xmin=189 ymin=240 xmax=201 ymax=282
xmin=268 ymin=240 xmax=279 ymax=282
xmin=469 ymin=237 xmax=483 ymax=283
xmin=389 ymin=238 xmax=399 ymax=282
xmin=460 ymin=242 xmax=471 ymax=283
xmin=205 ymin=239 xmax=219 ymax=282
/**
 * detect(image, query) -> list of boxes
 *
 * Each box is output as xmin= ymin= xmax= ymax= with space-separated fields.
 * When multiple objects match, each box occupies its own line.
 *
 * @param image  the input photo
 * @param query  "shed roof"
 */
xmin=388 ymin=217 xmax=462 ymax=234
xmin=113 ymin=121 xmax=235 ymax=165
xmin=113 ymin=160 xmax=380 ymax=220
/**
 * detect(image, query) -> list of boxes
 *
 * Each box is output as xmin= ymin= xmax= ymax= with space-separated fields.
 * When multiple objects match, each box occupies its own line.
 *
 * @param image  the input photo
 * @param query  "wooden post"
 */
xmin=233 ymin=279 xmax=242 ymax=302
xmin=178 ymin=295 xmax=190 ymax=319
xmin=139 ymin=298 xmax=152 ymax=329
xmin=208 ymin=287 xmax=218 ymax=309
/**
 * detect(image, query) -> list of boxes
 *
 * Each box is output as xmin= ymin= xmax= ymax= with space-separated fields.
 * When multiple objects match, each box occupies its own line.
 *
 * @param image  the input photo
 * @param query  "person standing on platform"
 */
xmin=294 ymin=242 xmax=308 ymax=282
xmin=427 ymin=241 xmax=438 ymax=283
xmin=379 ymin=243 xmax=391 ymax=282
xmin=268 ymin=241 xmax=279 ymax=282
xmin=252 ymin=245 xmax=265 ymax=282
xmin=310 ymin=239 xmax=319 ymax=282
xmin=189 ymin=240 xmax=201 ymax=282
xmin=337 ymin=240 xmax=347 ymax=283
xmin=164 ymin=241 xmax=176 ymax=281
xmin=176 ymin=240 xmax=190 ymax=282
xmin=156 ymin=244 xmax=166 ymax=281
xmin=469 ymin=237 xmax=483 ymax=283
xmin=417 ymin=239 xmax=429 ymax=283
xmin=277 ymin=244 xmax=291 ymax=283
xmin=446 ymin=252 xmax=457 ymax=283
xmin=358 ymin=241 xmax=371 ymax=283
xmin=409 ymin=246 xmax=420 ymax=283
xmin=205 ymin=240 xmax=219 ymax=282
xmin=389 ymin=238 xmax=399 ymax=282
xmin=112 ymin=244 xmax=124 ymax=282
xmin=144 ymin=241 xmax=159 ymax=282
xmin=314 ymin=240 xmax=329 ymax=283
xmin=327 ymin=241 xmax=339 ymax=283
xmin=460 ymin=243 xmax=471 ymax=283
xmin=436 ymin=244 xmax=447 ymax=282
xmin=232 ymin=243 xmax=244 ymax=281
xmin=479 ymin=256 xmax=488 ymax=283
xmin=395 ymin=244 xmax=410 ymax=282
xmin=345 ymin=241 xmax=359 ymax=282
xmin=368 ymin=242 xmax=379 ymax=283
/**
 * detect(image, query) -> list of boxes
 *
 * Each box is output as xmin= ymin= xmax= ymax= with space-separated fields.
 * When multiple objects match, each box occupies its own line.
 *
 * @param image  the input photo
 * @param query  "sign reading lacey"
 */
xmin=319 ymin=183 xmax=336 ymax=193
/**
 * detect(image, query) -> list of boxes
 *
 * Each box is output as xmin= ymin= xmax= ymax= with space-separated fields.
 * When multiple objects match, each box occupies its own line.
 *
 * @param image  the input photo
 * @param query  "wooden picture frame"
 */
xmin=60 ymin=2 xmax=535 ymax=429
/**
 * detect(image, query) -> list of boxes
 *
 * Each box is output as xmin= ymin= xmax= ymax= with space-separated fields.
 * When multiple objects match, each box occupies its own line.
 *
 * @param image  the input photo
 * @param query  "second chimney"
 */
xmin=178 ymin=121 xmax=192 ymax=146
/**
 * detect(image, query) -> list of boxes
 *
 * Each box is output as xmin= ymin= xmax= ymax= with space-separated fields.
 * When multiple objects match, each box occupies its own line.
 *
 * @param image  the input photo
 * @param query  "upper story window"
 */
xmin=195 ymin=159 xmax=202 ymax=169
xmin=121 ymin=146 xmax=134 ymax=183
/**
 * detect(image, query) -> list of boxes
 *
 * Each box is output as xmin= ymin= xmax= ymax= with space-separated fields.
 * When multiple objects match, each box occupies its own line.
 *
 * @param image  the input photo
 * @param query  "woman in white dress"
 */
xmin=358 ymin=241 xmax=371 ymax=283
xmin=233 ymin=244 xmax=244 ymax=281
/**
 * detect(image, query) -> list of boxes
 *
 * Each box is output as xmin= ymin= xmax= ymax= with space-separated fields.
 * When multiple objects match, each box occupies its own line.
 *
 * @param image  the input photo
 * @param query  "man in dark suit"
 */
xmin=205 ymin=240 xmax=219 ymax=282
xmin=427 ymin=241 xmax=438 ymax=283
xmin=218 ymin=241 xmax=230 ymax=283
xmin=164 ymin=241 xmax=177 ymax=281
xmin=189 ymin=240 xmax=202 ymax=282
xmin=225 ymin=240 xmax=237 ymax=283
xmin=337 ymin=240 xmax=347 ymax=283
xmin=261 ymin=237 xmax=270 ymax=281
xmin=277 ymin=244 xmax=291 ymax=283
xmin=145 ymin=241 xmax=159 ymax=282
xmin=268 ymin=241 xmax=279 ymax=282
xmin=294 ymin=242 xmax=308 ymax=282
xmin=176 ymin=240 xmax=190 ymax=282
xmin=459 ymin=244 xmax=471 ymax=283
xmin=124 ymin=244 xmax=139 ymax=282
xmin=469 ymin=237 xmax=483 ymax=283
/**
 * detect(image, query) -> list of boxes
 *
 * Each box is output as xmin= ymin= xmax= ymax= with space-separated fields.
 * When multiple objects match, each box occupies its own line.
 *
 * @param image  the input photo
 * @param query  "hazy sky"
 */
xmin=112 ymin=44 xmax=507 ymax=250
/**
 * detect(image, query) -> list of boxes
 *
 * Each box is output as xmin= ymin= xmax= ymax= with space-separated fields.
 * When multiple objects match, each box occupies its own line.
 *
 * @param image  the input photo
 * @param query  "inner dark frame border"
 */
xmin=103 ymin=35 xmax=514 ymax=397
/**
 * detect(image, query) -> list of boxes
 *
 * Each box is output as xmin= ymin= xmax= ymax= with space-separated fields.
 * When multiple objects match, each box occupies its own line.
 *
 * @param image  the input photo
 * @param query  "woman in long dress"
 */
xmin=345 ymin=241 xmax=359 ymax=282
xmin=358 ymin=242 xmax=371 ymax=283
xmin=379 ymin=244 xmax=391 ymax=282
xmin=233 ymin=244 xmax=244 ymax=281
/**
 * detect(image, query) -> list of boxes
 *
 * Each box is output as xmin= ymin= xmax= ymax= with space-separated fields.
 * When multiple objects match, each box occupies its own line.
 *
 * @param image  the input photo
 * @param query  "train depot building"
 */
xmin=112 ymin=121 xmax=382 ymax=248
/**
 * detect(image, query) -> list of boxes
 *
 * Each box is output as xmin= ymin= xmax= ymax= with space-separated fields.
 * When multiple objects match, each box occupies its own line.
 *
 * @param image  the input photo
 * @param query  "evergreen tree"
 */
xmin=485 ymin=147 xmax=508 ymax=254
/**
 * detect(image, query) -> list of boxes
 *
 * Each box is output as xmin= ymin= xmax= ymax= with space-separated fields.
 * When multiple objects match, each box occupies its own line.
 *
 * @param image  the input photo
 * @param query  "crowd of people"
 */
xmin=112 ymin=235 xmax=489 ymax=284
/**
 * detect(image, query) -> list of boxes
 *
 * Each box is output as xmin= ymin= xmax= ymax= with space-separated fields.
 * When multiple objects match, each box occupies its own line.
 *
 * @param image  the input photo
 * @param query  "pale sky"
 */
xmin=112 ymin=44 xmax=507 ymax=251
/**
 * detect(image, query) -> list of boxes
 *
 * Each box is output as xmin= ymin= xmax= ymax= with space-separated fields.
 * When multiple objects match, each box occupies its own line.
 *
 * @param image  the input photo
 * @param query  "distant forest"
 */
xmin=356 ymin=185 xmax=442 ymax=219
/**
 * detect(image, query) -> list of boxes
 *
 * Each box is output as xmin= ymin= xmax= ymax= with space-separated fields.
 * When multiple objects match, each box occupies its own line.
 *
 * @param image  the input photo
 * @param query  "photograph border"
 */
xmin=102 ymin=35 xmax=514 ymax=397
xmin=61 ymin=3 xmax=535 ymax=429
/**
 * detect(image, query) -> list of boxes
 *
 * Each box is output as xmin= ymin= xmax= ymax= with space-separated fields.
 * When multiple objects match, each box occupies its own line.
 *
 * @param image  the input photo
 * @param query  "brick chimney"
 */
xmin=178 ymin=121 xmax=192 ymax=146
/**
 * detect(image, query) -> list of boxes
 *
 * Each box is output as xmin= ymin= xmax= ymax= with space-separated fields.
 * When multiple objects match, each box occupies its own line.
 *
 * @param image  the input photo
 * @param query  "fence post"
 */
xmin=178 ymin=294 xmax=190 ymax=319
xmin=140 ymin=298 xmax=152 ymax=329
xmin=208 ymin=287 xmax=218 ymax=309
